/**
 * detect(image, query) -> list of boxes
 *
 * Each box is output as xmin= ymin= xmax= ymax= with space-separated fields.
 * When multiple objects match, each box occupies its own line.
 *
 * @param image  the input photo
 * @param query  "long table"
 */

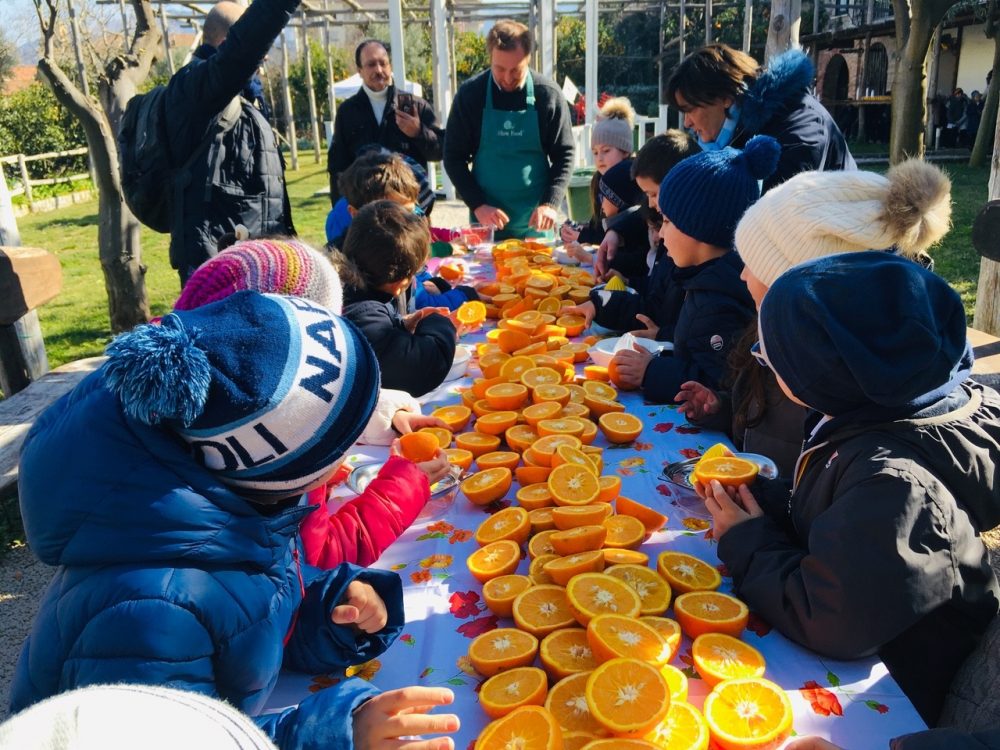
xmin=266 ymin=254 xmax=926 ymax=748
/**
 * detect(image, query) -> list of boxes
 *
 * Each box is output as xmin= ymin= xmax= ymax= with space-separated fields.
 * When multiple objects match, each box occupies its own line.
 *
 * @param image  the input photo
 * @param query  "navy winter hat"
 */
xmin=658 ymin=135 xmax=780 ymax=249
xmin=758 ymin=252 xmax=972 ymax=417
xmin=103 ymin=291 xmax=380 ymax=501
xmin=598 ymin=159 xmax=643 ymax=211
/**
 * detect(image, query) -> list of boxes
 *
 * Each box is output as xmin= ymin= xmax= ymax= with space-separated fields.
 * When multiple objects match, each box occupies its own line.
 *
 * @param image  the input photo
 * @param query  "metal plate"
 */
xmin=346 ymin=459 xmax=461 ymax=498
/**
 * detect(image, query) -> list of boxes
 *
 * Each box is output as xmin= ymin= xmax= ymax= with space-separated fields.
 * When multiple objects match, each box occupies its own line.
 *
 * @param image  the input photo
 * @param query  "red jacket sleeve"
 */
xmin=300 ymin=456 xmax=430 ymax=569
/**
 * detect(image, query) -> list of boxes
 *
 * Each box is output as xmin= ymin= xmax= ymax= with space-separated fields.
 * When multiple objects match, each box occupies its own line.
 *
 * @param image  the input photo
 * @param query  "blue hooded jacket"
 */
xmin=9 ymin=368 xmax=404 ymax=749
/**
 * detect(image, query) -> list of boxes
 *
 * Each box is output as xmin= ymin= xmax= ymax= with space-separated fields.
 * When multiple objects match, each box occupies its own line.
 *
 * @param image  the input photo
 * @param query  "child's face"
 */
xmin=601 ymin=197 xmax=619 ymax=218
xmin=635 ymin=175 xmax=660 ymax=210
xmin=658 ymin=215 xmax=700 ymax=268
xmin=378 ymin=276 xmax=413 ymax=296
xmin=592 ymin=144 xmax=629 ymax=174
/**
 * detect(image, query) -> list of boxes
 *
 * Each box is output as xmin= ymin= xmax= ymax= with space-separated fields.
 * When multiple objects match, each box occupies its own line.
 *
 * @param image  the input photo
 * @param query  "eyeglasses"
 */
xmin=750 ymin=341 xmax=770 ymax=368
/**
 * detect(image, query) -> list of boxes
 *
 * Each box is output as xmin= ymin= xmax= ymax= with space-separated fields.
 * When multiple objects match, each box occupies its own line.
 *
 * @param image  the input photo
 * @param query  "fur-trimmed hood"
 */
xmin=739 ymin=49 xmax=814 ymax=133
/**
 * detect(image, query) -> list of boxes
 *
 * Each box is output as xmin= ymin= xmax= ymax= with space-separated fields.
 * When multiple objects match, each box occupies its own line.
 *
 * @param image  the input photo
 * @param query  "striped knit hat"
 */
xmin=175 ymin=238 xmax=343 ymax=314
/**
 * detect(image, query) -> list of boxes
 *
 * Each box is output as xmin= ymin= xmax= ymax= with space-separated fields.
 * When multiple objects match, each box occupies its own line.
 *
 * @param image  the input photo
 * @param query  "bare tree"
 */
xmin=889 ymin=0 xmax=960 ymax=163
xmin=970 ymin=0 xmax=998 ymax=168
xmin=34 ymin=0 xmax=159 ymax=332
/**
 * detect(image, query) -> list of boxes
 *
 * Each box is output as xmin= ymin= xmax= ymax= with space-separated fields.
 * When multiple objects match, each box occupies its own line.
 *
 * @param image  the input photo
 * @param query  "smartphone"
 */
xmin=397 ymin=92 xmax=414 ymax=114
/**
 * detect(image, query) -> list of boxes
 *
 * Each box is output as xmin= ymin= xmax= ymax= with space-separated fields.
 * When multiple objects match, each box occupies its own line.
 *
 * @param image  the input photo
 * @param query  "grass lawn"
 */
xmin=13 ymin=152 xmax=994 ymax=370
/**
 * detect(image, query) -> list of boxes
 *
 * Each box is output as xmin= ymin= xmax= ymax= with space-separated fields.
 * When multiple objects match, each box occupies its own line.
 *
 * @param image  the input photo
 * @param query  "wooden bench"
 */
xmin=970 ymin=326 xmax=1000 ymax=390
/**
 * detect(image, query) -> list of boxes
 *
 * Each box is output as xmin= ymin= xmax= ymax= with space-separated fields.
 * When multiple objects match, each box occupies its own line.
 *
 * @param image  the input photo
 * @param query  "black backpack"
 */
xmin=118 ymin=86 xmax=241 ymax=233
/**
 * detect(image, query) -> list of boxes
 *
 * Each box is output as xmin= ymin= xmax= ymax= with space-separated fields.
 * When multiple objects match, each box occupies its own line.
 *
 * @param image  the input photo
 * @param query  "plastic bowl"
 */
xmin=445 ymin=346 xmax=472 ymax=382
xmin=588 ymin=335 xmax=673 ymax=368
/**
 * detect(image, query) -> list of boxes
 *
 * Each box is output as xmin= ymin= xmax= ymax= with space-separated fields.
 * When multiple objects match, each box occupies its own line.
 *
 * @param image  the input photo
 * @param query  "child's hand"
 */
xmin=392 ymin=412 xmax=450 ymax=435
xmin=332 ymin=580 xmax=388 ymax=633
xmin=565 ymin=242 xmax=591 ymax=264
xmin=560 ymin=222 xmax=581 ymax=243
xmin=561 ymin=301 xmax=595 ymax=328
xmin=610 ymin=345 xmax=652 ymax=388
xmin=697 ymin=479 xmax=763 ymax=539
xmin=418 ymin=449 xmax=452 ymax=485
xmin=675 ymin=381 xmax=721 ymax=421
xmin=353 ymin=687 xmax=459 ymax=750
xmin=422 ymin=280 xmax=439 ymax=293
xmin=403 ymin=308 xmax=435 ymax=333
xmin=629 ymin=314 xmax=659 ymax=339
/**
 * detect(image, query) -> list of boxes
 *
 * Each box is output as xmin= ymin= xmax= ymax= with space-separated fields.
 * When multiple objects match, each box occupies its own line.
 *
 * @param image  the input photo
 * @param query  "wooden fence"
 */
xmin=0 ymin=147 xmax=91 ymax=212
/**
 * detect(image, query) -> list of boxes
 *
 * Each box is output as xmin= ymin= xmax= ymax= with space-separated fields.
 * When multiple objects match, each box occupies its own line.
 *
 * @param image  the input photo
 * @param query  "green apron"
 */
xmin=472 ymin=72 xmax=550 ymax=240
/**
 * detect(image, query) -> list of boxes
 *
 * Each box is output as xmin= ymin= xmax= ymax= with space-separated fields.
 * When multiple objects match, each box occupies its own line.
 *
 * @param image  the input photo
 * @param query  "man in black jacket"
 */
xmin=165 ymin=0 xmax=296 ymax=287
xmin=326 ymin=40 xmax=444 ymax=207
xmin=443 ymin=19 xmax=574 ymax=240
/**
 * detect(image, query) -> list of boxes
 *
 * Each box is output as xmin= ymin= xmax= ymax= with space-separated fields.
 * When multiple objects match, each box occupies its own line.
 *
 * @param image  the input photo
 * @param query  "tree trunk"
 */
xmin=970 ymin=28 xmax=999 ymax=168
xmin=973 ymin=108 xmax=1000 ymax=335
xmin=889 ymin=18 xmax=936 ymax=162
xmin=38 ymin=59 xmax=149 ymax=333
xmin=766 ymin=0 xmax=802 ymax=62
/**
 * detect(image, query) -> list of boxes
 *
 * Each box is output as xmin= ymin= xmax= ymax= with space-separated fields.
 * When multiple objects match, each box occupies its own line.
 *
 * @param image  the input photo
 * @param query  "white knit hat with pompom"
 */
xmin=735 ymin=159 xmax=952 ymax=287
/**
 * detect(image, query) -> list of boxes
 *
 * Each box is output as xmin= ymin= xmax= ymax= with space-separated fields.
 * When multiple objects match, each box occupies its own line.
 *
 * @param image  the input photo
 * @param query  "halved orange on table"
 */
xmin=486 ymin=382 xmax=530 ymax=410
xmin=431 ymin=404 xmax=472 ymax=432
xmin=615 ymin=496 xmax=667 ymax=533
xmin=444 ymin=447 xmax=473 ymax=471
xmin=480 ymin=666 xmax=549 ymax=720
xmin=456 ymin=431 xmax=501 ymax=457
xmin=475 ymin=506 xmax=531 ymax=546
xmin=517 ymin=483 xmax=554 ymax=511
xmin=556 ymin=314 xmax=587 ymax=337
xmin=500 ymin=355 xmax=537 ymax=382
xmin=643 ymin=701 xmax=709 ymax=750
xmin=498 ymin=329 xmax=533 ymax=354
xmin=540 ymin=629 xmax=599 ymax=681
xmin=702 ymin=677 xmax=793 ymax=750
xmin=545 ymin=672 xmax=609 ymax=736
xmin=603 ymin=548 xmax=649 ymax=566
xmin=528 ymin=529 xmax=558 ymax=558
xmin=548 ymin=463 xmax=601 ymax=506
xmin=550 ymin=525 xmax=608 ymax=556
xmin=522 ymin=401 xmax=563 ymax=426
xmin=477 ymin=410 xmax=520 ymax=436
xmin=583 ymin=394 xmax=626 ymax=418
xmin=585 ymin=658 xmax=671 ymax=738
xmin=604 ymin=563 xmax=672 ymax=615
xmin=692 ymin=632 xmax=767 ymax=687
xmin=522 ymin=367 xmax=563 ymax=389
xmin=565 ymin=572 xmax=642 ymax=626
xmin=598 ymin=412 xmax=644 ymax=444
xmin=398 ymin=431 xmax=440 ymax=462
xmin=537 ymin=418 xmax=586 ymax=439
xmin=513 ymin=584 xmax=578 ymax=637
xmin=656 ymin=551 xmax=722 ymax=594
xmin=551 ymin=503 xmax=613 ymax=530
xmin=529 ymin=553 xmax=559 ymax=585
xmin=477 ymin=705 xmax=563 ymax=750
xmin=528 ymin=507 xmax=557 ymax=534
xmin=477 ymin=450 xmax=522 ymax=472
xmin=480 ymin=351 xmax=511 ymax=378
xmin=531 ymin=384 xmax=571 ymax=406
xmin=596 ymin=475 xmax=622 ymax=503
xmin=461 ymin=467 xmax=513 ymax=506
xmin=515 ymin=464 xmax=552 ymax=486
xmin=506 ymin=424 xmax=540 ymax=454
xmin=483 ymin=574 xmax=533 ymax=618
xmin=659 ymin=663 xmax=691 ymax=703
xmin=640 ymin=616 xmax=683 ymax=663
xmin=543 ymin=549 xmax=607 ymax=586
xmin=674 ymin=591 xmax=749 ymax=639
xmin=468 ymin=627 xmax=539 ymax=677
xmin=530 ymin=434 xmax=583 ymax=466
xmin=601 ymin=515 xmax=646 ymax=550
xmin=586 ymin=613 xmax=670 ymax=665
xmin=467 ymin=539 xmax=522 ymax=583
xmin=581 ymin=381 xmax=617 ymax=400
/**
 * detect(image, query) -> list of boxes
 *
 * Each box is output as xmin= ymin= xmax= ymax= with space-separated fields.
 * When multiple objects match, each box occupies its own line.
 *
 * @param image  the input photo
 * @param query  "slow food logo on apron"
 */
xmin=497 ymin=118 xmax=525 ymax=137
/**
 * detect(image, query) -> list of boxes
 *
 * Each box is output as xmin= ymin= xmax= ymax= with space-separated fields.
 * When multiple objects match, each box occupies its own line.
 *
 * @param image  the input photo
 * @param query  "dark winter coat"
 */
xmin=589 ymin=242 xmax=687 ymax=342
xmin=732 ymin=49 xmax=856 ymax=193
xmin=327 ymin=85 xmax=445 ymax=204
xmin=443 ymin=68 xmax=575 ymax=212
xmin=641 ymin=251 xmax=756 ymax=404
xmin=343 ymin=286 xmax=457 ymax=397
xmin=164 ymin=0 xmax=296 ymax=276
xmin=10 ymin=369 xmax=404 ymax=750
xmin=718 ymin=382 xmax=1000 ymax=725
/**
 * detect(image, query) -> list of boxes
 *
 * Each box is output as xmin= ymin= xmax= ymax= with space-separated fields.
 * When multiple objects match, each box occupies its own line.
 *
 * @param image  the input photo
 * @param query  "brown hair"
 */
xmin=632 ymin=130 xmax=698 ymax=184
xmin=667 ymin=44 xmax=760 ymax=109
xmin=339 ymin=200 xmax=430 ymax=287
xmin=486 ymin=19 xmax=533 ymax=55
xmin=726 ymin=318 xmax=771 ymax=434
xmin=338 ymin=151 xmax=420 ymax=209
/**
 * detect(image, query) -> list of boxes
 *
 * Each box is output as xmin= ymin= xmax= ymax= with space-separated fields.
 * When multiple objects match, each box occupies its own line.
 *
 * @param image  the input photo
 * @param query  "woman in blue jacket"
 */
xmin=9 ymin=292 xmax=459 ymax=750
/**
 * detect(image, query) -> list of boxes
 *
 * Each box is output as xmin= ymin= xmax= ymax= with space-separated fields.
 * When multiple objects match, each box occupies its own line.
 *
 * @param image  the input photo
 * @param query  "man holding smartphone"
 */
xmin=327 ymin=39 xmax=444 ymax=209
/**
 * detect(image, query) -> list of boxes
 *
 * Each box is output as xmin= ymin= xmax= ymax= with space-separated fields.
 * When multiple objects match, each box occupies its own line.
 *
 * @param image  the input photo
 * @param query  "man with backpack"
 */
xmin=120 ymin=0 xmax=297 ymax=287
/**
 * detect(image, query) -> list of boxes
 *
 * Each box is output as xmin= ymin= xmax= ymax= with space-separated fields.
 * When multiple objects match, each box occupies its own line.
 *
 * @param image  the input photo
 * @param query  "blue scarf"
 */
xmin=695 ymin=102 xmax=742 ymax=152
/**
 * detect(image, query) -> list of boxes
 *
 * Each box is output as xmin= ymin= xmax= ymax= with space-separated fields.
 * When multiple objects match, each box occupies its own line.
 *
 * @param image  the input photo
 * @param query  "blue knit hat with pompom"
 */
xmin=658 ymin=135 xmax=781 ymax=249
xmin=102 ymin=291 xmax=379 ymax=502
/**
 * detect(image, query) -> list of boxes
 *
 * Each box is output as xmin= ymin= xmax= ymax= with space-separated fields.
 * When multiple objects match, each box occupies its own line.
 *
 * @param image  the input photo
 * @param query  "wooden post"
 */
xmin=0 ymin=162 xmax=50 ymax=397
xmin=705 ymin=0 xmax=713 ymax=44
xmin=119 ymin=0 xmax=130 ymax=51
xmin=973 ymin=107 xmax=1000 ymax=335
xmin=585 ymin=0 xmax=598 ymax=125
xmin=743 ymin=0 xmax=753 ymax=53
xmin=324 ymin=1 xmax=337 ymax=136
xmin=301 ymin=12 xmax=322 ymax=164
xmin=17 ymin=155 xmax=33 ymax=211
xmin=158 ymin=4 xmax=175 ymax=76
xmin=279 ymin=30 xmax=299 ymax=171
xmin=925 ymin=24 xmax=942 ymax=150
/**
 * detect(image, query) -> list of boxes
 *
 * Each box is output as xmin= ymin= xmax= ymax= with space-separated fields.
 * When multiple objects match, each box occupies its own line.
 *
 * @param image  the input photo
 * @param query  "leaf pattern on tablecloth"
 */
xmin=675 ymin=425 xmax=702 ymax=434
xmin=678 ymin=448 xmax=701 ymax=459
xmin=390 ymin=562 xmax=407 ymax=571
xmin=633 ymin=441 xmax=652 ymax=451
xmin=716 ymin=563 xmax=730 ymax=577
xmin=410 ymin=570 xmax=432 ymax=584
xmin=449 ymin=590 xmax=484 ymax=619
xmin=654 ymin=422 xmax=675 ymax=433
xmin=419 ymin=667 xmax=435 ymax=679
xmin=682 ymin=517 xmax=710 ymax=531
xmin=865 ymin=700 xmax=890 ymax=714
xmin=457 ymin=614 xmax=498 ymax=638
xmin=657 ymin=483 xmax=673 ymax=497
xmin=307 ymin=674 xmax=341 ymax=693
xmin=400 ymin=634 xmax=415 ymax=646
xmin=800 ymin=680 xmax=844 ymax=717
xmin=747 ymin=611 xmax=773 ymax=637
xmin=417 ymin=521 xmax=456 ymax=541
xmin=421 ymin=554 xmax=454 ymax=569
xmin=346 ymin=659 xmax=382 ymax=681
xmin=456 ymin=656 xmax=477 ymax=676
xmin=449 ymin=529 xmax=473 ymax=544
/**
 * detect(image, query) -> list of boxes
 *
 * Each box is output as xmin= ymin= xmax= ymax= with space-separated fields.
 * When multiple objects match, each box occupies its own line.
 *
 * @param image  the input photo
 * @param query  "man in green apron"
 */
xmin=444 ymin=19 xmax=575 ymax=240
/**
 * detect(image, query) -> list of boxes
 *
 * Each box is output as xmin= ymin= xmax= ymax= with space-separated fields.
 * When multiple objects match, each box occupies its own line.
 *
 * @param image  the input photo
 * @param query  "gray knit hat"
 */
xmin=591 ymin=97 xmax=635 ymax=154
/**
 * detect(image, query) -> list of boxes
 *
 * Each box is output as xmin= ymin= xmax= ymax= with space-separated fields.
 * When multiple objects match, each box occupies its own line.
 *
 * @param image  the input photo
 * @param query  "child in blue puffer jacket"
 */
xmin=9 ymin=292 xmax=459 ymax=750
